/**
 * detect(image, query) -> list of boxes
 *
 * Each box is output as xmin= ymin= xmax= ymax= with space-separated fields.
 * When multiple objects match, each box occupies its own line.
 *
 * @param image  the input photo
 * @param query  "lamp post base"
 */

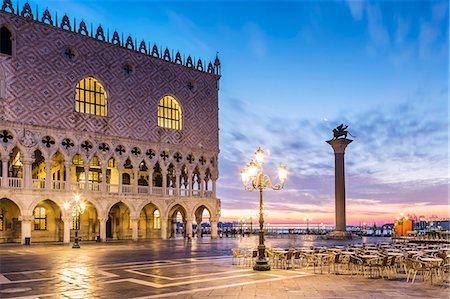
xmin=72 ymin=231 xmax=81 ymax=248
xmin=253 ymin=259 xmax=271 ymax=271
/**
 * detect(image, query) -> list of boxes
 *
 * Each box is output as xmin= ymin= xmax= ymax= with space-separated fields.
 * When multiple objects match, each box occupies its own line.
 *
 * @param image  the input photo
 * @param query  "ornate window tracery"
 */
xmin=158 ymin=96 xmax=182 ymax=130
xmin=75 ymin=77 xmax=107 ymax=116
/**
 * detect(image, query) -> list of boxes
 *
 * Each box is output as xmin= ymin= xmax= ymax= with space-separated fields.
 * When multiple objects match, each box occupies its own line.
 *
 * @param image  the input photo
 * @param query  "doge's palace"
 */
xmin=0 ymin=0 xmax=221 ymax=244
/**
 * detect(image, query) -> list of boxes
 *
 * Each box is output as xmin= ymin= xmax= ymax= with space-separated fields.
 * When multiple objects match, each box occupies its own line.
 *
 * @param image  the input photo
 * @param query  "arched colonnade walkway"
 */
xmin=0 ymin=195 xmax=219 ymax=244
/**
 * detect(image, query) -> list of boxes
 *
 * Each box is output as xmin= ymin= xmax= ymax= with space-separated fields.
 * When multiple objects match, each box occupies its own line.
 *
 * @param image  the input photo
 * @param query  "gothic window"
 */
xmin=75 ymin=77 xmax=107 ymax=116
xmin=0 ymin=208 xmax=3 ymax=231
xmin=158 ymin=96 xmax=182 ymax=130
xmin=34 ymin=207 xmax=47 ymax=230
xmin=0 ymin=27 xmax=12 ymax=55
xmin=153 ymin=210 xmax=161 ymax=229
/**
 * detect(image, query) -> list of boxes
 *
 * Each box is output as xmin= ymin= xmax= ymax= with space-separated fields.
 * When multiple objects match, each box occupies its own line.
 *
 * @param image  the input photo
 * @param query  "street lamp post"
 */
xmin=241 ymin=147 xmax=287 ymax=271
xmin=64 ymin=195 xmax=86 ymax=248
xmin=304 ymin=215 xmax=312 ymax=234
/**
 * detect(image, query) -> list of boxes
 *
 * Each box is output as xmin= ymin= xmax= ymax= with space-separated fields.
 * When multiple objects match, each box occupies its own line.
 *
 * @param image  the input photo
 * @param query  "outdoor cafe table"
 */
xmin=387 ymin=252 xmax=404 ymax=257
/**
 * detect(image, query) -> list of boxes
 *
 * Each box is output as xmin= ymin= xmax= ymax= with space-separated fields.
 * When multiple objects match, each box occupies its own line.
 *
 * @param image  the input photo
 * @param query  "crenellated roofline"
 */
xmin=0 ymin=0 xmax=221 ymax=76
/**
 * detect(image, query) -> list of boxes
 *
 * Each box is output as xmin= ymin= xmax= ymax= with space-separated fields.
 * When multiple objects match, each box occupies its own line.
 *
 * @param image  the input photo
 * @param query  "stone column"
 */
xmin=62 ymin=215 xmax=72 ymax=244
xmin=45 ymin=161 xmax=52 ymax=190
xmin=175 ymin=171 xmax=181 ymax=196
xmin=196 ymin=216 xmax=202 ymax=237
xmin=64 ymin=162 xmax=71 ymax=191
xmin=118 ymin=166 xmax=124 ymax=193
xmin=160 ymin=217 xmax=168 ymax=240
xmin=19 ymin=214 xmax=33 ymax=244
xmin=1 ymin=158 xmax=8 ymax=187
xmin=84 ymin=166 xmax=90 ymax=192
xmin=210 ymin=220 xmax=218 ymax=239
xmin=101 ymin=166 xmax=107 ymax=193
xmin=99 ymin=217 xmax=107 ymax=242
xmin=212 ymin=177 xmax=217 ymax=198
xmin=185 ymin=218 xmax=193 ymax=238
xmin=162 ymin=170 xmax=167 ymax=196
xmin=186 ymin=173 xmax=191 ymax=197
xmin=199 ymin=175 xmax=205 ymax=197
xmin=133 ymin=169 xmax=138 ymax=193
xmin=22 ymin=159 xmax=32 ymax=189
xmin=147 ymin=169 xmax=153 ymax=194
xmin=326 ymin=138 xmax=352 ymax=232
xmin=131 ymin=217 xmax=139 ymax=241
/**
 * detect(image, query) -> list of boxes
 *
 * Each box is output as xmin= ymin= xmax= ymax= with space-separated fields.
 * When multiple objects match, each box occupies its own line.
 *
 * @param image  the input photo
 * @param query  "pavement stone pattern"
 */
xmin=0 ymin=240 xmax=448 ymax=298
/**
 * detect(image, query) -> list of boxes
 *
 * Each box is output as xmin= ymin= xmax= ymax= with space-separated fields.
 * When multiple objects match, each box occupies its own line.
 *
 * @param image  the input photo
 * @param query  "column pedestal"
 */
xmin=19 ymin=215 xmax=33 ymax=245
xmin=131 ymin=218 xmax=139 ymax=241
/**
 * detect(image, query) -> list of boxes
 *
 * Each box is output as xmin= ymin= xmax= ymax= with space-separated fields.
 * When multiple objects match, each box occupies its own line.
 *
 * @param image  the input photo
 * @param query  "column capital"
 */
xmin=98 ymin=217 xmax=108 ymax=223
xmin=19 ymin=215 xmax=34 ymax=222
xmin=62 ymin=216 xmax=72 ymax=222
xmin=326 ymin=138 xmax=353 ymax=154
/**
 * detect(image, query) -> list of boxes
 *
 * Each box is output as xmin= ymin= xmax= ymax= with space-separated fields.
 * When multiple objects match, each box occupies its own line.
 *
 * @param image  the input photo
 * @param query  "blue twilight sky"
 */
xmin=30 ymin=0 xmax=449 ymax=224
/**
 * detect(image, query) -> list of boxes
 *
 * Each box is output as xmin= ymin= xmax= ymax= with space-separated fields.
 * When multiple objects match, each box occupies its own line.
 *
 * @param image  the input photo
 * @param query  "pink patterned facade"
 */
xmin=0 ymin=1 xmax=221 ymax=244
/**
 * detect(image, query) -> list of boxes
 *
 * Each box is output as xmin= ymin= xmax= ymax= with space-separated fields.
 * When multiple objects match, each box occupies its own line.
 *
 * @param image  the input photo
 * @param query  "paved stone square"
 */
xmin=0 ymin=238 xmax=448 ymax=298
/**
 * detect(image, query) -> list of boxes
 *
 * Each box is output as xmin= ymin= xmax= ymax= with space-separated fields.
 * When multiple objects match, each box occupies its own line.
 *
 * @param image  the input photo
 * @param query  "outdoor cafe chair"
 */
xmin=405 ymin=257 xmax=432 ymax=284
xmin=232 ymin=248 xmax=245 ymax=266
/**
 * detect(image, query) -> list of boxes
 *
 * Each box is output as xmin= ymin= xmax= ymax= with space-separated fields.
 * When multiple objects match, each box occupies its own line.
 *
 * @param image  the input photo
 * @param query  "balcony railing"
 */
xmin=32 ymin=179 xmax=46 ymax=189
xmin=122 ymin=185 xmax=132 ymax=194
xmin=107 ymin=184 xmax=119 ymax=193
xmin=152 ymin=187 xmax=163 ymax=195
xmin=138 ymin=186 xmax=149 ymax=194
xmin=89 ymin=182 xmax=101 ymax=192
xmin=70 ymin=182 xmax=84 ymax=191
xmin=52 ymin=180 xmax=66 ymax=190
xmin=165 ymin=187 xmax=176 ymax=196
xmin=0 ymin=177 xmax=214 ymax=198
xmin=8 ymin=177 xmax=23 ymax=188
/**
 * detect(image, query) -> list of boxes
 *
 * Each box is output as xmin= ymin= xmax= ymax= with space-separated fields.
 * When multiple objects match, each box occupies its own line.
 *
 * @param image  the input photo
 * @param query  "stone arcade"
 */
xmin=0 ymin=0 xmax=221 ymax=244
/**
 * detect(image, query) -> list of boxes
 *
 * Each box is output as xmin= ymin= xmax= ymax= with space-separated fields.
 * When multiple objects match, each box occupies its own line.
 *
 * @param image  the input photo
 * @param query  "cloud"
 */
xmin=366 ymin=4 xmax=389 ymax=49
xmin=243 ymin=22 xmax=268 ymax=60
xmin=346 ymin=0 xmax=365 ymax=21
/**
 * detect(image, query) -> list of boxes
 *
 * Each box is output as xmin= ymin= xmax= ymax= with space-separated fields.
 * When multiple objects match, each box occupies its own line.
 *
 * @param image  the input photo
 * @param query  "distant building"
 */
xmin=0 ymin=0 xmax=221 ymax=244
xmin=418 ymin=217 xmax=450 ymax=232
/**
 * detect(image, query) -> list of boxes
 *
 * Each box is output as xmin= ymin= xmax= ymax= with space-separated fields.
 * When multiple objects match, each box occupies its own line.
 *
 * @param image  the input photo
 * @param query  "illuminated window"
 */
xmin=75 ymin=77 xmax=107 ymax=116
xmin=34 ymin=207 xmax=47 ymax=230
xmin=158 ymin=96 xmax=182 ymax=130
xmin=154 ymin=210 xmax=161 ymax=229
xmin=0 ymin=208 xmax=4 ymax=231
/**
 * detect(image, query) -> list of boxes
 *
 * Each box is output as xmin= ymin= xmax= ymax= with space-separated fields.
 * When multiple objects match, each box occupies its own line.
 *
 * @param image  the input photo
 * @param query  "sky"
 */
xmin=29 ymin=0 xmax=449 ymax=225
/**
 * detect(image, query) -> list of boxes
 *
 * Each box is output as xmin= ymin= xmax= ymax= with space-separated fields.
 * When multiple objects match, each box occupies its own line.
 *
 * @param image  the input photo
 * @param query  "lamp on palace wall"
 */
xmin=241 ymin=147 xmax=287 ymax=271
xmin=64 ymin=194 xmax=86 ymax=248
